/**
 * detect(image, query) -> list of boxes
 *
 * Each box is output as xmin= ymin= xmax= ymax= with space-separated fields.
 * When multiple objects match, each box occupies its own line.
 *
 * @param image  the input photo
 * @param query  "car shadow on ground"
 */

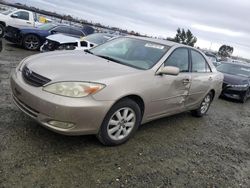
xmin=4 ymin=42 xmax=23 ymax=51
xmin=219 ymin=96 xmax=244 ymax=103
xmin=20 ymin=111 xmax=193 ymax=149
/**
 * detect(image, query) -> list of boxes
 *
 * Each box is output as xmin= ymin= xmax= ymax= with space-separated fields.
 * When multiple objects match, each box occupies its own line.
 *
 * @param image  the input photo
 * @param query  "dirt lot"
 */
xmin=0 ymin=39 xmax=250 ymax=188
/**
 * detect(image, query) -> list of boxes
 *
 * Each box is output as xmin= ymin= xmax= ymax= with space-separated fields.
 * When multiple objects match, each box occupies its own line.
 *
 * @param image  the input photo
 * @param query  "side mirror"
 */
xmin=156 ymin=66 xmax=180 ymax=76
xmin=50 ymin=30 xmax=57 ymax=34
xmin=11 ymin=13 xmax=18 ymax=18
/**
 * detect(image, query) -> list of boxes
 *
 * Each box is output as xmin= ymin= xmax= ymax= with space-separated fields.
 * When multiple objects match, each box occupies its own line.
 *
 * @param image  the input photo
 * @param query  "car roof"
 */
xmin=126 ymin=35 xmax=191 ymax=48
xmin=56 ymin=24 xmax=81 ymax=29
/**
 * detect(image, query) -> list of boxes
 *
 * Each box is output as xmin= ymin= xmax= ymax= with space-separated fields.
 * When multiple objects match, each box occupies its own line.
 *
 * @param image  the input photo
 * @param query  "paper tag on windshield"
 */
xmin=145 ymin=43 xmax=164 ymax=49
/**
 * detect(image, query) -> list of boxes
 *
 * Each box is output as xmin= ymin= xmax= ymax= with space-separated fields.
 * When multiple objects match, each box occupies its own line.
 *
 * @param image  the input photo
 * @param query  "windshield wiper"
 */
xmin=84 ymin=49 xmax=94 ymax=54
xmin=96 ymin=55 xmax=123 ymax=64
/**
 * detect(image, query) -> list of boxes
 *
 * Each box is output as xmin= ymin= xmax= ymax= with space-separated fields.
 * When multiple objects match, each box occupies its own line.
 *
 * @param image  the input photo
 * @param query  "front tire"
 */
xmin=23 ymin=34 xmax=40 ymax=50
xmin=97 ymin=98 xmax=141 ymax=146
xmin=0 ymin=24 xmax=4 ymax=38
xmin=240 ymin=88 xmax=249 ymax=103
xmin=191 ymin=92 xmax=213 ymax=117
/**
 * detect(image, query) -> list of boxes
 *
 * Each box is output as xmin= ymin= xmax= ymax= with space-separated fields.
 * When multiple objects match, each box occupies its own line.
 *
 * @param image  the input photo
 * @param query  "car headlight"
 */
xmin=230 ymin=84 xmax=248 ymax=88
xmin=43 ymin=82 xmax=105 ymax=97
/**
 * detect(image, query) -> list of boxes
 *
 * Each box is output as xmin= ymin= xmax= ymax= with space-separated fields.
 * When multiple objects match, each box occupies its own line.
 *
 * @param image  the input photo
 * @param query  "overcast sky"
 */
xmin=9 ymin=0 xmax=250 ymax=58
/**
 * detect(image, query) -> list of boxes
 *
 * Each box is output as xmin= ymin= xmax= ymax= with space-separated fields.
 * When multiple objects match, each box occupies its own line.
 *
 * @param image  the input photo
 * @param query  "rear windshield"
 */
xmin=83 ymin=33 xmax=114 ymax=45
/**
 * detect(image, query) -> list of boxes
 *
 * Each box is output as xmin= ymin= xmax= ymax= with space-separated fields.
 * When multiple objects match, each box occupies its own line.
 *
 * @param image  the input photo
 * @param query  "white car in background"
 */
xmin=0 ymin=8 xmax=39 ymax=38
xmin=40 ymin=33 xmax=117 ymax=52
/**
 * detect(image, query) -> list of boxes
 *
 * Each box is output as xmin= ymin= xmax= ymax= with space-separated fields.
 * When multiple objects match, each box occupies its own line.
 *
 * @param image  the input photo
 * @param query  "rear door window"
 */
xmin=191 ymin=50 xmax=211 ymax=73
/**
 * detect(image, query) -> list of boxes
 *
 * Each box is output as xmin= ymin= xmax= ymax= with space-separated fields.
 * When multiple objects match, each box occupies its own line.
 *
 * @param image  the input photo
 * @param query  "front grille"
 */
xmin=223 ymin=83 xmax=228 ymax=89
xmin=45 ymin=40 xmax=60 ymax=51
xmin=22 ymin=66 xmax=51 ymax=87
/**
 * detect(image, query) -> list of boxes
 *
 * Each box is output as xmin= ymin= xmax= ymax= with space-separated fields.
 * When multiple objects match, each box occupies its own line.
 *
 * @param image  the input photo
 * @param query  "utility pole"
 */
xmin=209 ymin=42 xmax=212 ymax=51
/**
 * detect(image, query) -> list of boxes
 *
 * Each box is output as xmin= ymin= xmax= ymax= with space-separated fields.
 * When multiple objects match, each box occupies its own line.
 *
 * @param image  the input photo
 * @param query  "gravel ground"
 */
xmin=0 ymin=39 xmax=250 ymax=188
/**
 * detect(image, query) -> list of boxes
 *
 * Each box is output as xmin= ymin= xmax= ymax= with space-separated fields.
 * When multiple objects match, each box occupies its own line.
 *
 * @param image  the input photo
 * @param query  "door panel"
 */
xmin=147 ymin=47 xmax=192 ymax=119
xmin=185 ymin=72 xmax=213 ymax=107
xmin=148 ymin=73 xmax=192 ymax=118
xmin=185 ymin=49 xmax=213 ymax=108
xmin=11 ymin=11 xmax=30 ymax=27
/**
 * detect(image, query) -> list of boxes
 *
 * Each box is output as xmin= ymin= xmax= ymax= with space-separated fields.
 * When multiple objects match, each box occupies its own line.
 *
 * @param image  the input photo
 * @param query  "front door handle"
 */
xmin=209 ymin=76 xmax=213 ymax=81
xmin=26 ymin=22 xmax=31 ymax=24
xmin=183 ymin=78 xmax=191 ymax=84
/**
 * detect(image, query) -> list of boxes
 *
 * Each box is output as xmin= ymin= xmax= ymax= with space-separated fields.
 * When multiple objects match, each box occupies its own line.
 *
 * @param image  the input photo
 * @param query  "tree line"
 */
xmin=168 ymin=28 xmax=234 ymax=58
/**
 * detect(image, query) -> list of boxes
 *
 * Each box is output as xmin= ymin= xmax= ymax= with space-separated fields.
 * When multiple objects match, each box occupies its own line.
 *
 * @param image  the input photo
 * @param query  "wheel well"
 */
xmin=117 ymin=95 xmax=145 ymax=116
xmin=22 ymin=33 xmax=41 ymax=45
xmin=210 ymin=89 xmax=215 ymax=100
xmin=23 ymin=33 xmax=41 ymax=40
xmin=0 ymin=21 xmax=6 ymax=27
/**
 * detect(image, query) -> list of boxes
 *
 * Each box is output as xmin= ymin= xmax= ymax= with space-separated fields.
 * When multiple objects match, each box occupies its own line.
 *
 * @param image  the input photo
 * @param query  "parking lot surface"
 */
xmin=0 ymin=39 xmax=250 ymax=187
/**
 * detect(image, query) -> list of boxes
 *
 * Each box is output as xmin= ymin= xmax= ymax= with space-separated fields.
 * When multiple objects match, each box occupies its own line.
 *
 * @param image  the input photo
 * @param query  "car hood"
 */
xmin=47 ymin=34 xmax=80 ymax=44
xmin=223 ymin=73 xmax=249 ymax=85
xmin=24 ymin=51 xmax=140 ymax=82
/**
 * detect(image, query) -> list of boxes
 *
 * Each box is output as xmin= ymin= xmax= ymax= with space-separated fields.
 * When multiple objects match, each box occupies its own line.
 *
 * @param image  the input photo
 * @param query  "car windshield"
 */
xmin=38 ymin=23 xmax=57 ymax=30
xmin=1 ymin=9 xmax=14 ymax=15
xmin=217 ymin=63 xmax=250 ymax=77
xmin=89 ymin=37 xmax=170 ymax=70
xmin=83 ymin=33 xmax=114 ymax=45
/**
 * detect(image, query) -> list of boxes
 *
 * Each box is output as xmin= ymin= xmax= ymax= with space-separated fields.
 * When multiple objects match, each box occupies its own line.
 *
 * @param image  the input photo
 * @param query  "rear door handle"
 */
xmin=209 ymin=76 xmax=213 ymax=81
xmin=26 ymin=22 xmax=31 ymax=24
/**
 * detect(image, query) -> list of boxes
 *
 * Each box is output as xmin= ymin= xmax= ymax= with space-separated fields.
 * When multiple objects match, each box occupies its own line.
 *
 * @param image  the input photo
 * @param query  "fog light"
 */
xmin=48 ymin=120 xmax=75 ymax=129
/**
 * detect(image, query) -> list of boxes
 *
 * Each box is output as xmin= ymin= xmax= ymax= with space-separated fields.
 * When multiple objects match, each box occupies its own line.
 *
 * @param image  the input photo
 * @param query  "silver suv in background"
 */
xmin=11 ymin=36 xmax=223 ymax=145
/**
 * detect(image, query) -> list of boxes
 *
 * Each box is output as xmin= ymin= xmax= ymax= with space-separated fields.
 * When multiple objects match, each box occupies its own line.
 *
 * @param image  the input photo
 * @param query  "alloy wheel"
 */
xmin=24 ymin=35 xmax=39 ymax=50
xmin=107 ymin=107 xmax=136 ymax=141
xmin=200 ymin=94 xmax=211 ymax=114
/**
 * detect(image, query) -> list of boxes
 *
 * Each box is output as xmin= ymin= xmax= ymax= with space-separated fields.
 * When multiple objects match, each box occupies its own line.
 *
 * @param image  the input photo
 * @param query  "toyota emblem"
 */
xmin=25 ymin=69 xmax=32 ymax=77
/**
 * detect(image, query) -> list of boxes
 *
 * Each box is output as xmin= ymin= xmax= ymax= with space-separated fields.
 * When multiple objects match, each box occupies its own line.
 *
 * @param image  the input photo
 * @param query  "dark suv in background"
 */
xmin=217 ymin=62 xmax=250 ymax=103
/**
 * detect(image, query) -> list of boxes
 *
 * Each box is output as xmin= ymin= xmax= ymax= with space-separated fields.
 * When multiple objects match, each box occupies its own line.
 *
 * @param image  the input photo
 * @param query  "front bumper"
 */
xmin=40 ymin=40 xmax=58 ymax=52
xmin=10 ymin=71 xmax=114 ymax=135
xmin=221 ymin=85 xmax=248 ymax=100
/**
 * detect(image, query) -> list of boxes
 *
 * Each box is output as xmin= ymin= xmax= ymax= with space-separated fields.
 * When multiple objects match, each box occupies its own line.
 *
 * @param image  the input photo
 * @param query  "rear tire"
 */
xmin=191 ymin=92 xmax=213 ymax=117
xmin=23 ymin=34 xmax=40 ymax=50
xmin=97 ymin=98 xmax=141 ymax=146
xmin=0 ymin=24 xmax=4 ymax=38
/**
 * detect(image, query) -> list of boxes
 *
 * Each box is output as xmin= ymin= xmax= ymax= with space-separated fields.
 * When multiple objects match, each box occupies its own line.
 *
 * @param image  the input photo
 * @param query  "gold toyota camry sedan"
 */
xmin=11 ymin=36 xmax=223 ymax=145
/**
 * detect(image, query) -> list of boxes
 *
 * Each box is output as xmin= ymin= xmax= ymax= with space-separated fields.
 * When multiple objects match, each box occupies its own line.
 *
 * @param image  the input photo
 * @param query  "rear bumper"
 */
xmin=4 ymin=33 xmax=22 ymax=44
xmin=10 ymin=71 xmax=114 ymax=135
